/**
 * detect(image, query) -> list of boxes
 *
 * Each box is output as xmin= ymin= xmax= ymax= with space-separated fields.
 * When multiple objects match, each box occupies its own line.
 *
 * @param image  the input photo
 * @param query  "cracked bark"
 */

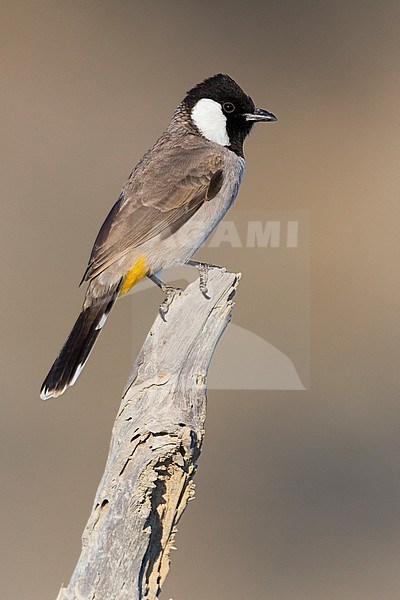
xmin=55 ymin=268 xmax=240 ymax=600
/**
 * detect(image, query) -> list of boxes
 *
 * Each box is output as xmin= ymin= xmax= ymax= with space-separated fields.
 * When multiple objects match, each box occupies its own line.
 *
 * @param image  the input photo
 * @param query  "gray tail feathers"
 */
xmin=40 ymin=284 xmax=121 ymax=400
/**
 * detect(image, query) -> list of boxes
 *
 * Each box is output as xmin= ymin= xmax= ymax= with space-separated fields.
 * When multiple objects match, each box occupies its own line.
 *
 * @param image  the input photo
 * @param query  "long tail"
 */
xmin=40 ymin=283 xmax=121 ymax=400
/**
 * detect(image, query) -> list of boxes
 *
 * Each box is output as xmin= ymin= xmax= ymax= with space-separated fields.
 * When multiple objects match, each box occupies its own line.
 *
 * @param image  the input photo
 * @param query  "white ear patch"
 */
xmin=191 ymin=98 xmax=230 ymax=146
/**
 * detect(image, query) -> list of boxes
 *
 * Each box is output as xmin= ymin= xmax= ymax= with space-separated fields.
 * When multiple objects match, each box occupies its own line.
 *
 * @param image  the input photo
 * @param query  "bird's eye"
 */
xmin=223 ymin=102 xmax=235 ymax=113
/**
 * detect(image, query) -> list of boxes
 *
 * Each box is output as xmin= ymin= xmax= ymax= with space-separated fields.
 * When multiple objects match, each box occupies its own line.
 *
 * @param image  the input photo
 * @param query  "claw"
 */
xmin=159 ymin=286 xmax=182 ymax=321
xmin=187 ymin=260 xmax=222 ymax=299
xmin=148 ymin=274 xmax=182 ymax=320
xmin=197 ymin=266 xmax=210 ymax=299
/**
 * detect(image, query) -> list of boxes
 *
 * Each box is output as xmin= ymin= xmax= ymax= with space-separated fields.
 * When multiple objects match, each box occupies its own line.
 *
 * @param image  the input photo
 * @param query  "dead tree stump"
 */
xmin=55 ymin=268 xmax=240 ymax=600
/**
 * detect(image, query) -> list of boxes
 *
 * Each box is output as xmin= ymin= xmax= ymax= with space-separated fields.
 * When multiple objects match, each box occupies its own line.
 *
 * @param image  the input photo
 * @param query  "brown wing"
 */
xmin=81 ymin=141 xmax=224 ymax=283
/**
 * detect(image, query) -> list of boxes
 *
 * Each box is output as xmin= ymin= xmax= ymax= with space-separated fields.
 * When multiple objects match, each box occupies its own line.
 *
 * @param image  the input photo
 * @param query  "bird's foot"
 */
xmin=148 ymin=274 xmax=183 ymax=320
xmin=198 ymin=266 xmax=210 ymax=299
xmin=159 ymin=286 xmax=182 ymax=321
xmin=186 ymin=260 xmax=223 ymax=299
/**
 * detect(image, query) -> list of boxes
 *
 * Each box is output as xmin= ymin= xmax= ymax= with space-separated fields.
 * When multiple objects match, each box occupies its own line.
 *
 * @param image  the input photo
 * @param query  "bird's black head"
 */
xmin=183 ymin=74 xmax=276 ymax=157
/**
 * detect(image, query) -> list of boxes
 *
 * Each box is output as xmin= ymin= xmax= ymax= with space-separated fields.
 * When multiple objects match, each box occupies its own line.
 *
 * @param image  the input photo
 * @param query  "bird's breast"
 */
xmin=146 ymin=153 xmax=245 ymax=272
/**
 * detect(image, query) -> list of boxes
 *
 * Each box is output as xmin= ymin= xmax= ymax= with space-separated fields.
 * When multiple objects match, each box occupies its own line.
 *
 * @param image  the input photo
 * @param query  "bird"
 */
xmin=40 ymin=73 xmax=277 ymax=399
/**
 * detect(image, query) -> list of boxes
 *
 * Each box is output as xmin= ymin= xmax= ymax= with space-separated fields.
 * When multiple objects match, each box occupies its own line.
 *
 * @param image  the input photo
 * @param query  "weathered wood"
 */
xmin=55 ymin=268 xmax=240 ymax=600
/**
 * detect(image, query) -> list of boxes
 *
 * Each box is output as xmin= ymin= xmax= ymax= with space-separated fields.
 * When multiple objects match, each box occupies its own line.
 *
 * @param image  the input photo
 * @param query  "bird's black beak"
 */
xmin=244 ymin=107 xmax=277 ymax=122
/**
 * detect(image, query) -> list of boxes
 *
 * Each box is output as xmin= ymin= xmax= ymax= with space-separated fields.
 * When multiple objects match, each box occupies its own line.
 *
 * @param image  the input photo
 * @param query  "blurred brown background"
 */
xmin=1 ymin=1 xmax=399 ymax=599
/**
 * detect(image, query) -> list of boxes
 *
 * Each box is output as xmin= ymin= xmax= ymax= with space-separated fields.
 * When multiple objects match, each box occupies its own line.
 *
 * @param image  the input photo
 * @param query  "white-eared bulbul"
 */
xmin=40 ymin=74 xmax=276 ymax=399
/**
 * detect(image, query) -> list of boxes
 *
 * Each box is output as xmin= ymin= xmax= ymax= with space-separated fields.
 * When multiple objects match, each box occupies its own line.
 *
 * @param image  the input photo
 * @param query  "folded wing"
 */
xmin=81 ymin=143 xmax=224 ymax=282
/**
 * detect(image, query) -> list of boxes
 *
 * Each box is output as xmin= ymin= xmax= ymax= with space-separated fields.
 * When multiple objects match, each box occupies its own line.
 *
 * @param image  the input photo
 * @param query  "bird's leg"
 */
xmin=186 ymin=259 xmax=223 ymax=299
xmin=148 ymin=274 xmax=182 ymax=321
